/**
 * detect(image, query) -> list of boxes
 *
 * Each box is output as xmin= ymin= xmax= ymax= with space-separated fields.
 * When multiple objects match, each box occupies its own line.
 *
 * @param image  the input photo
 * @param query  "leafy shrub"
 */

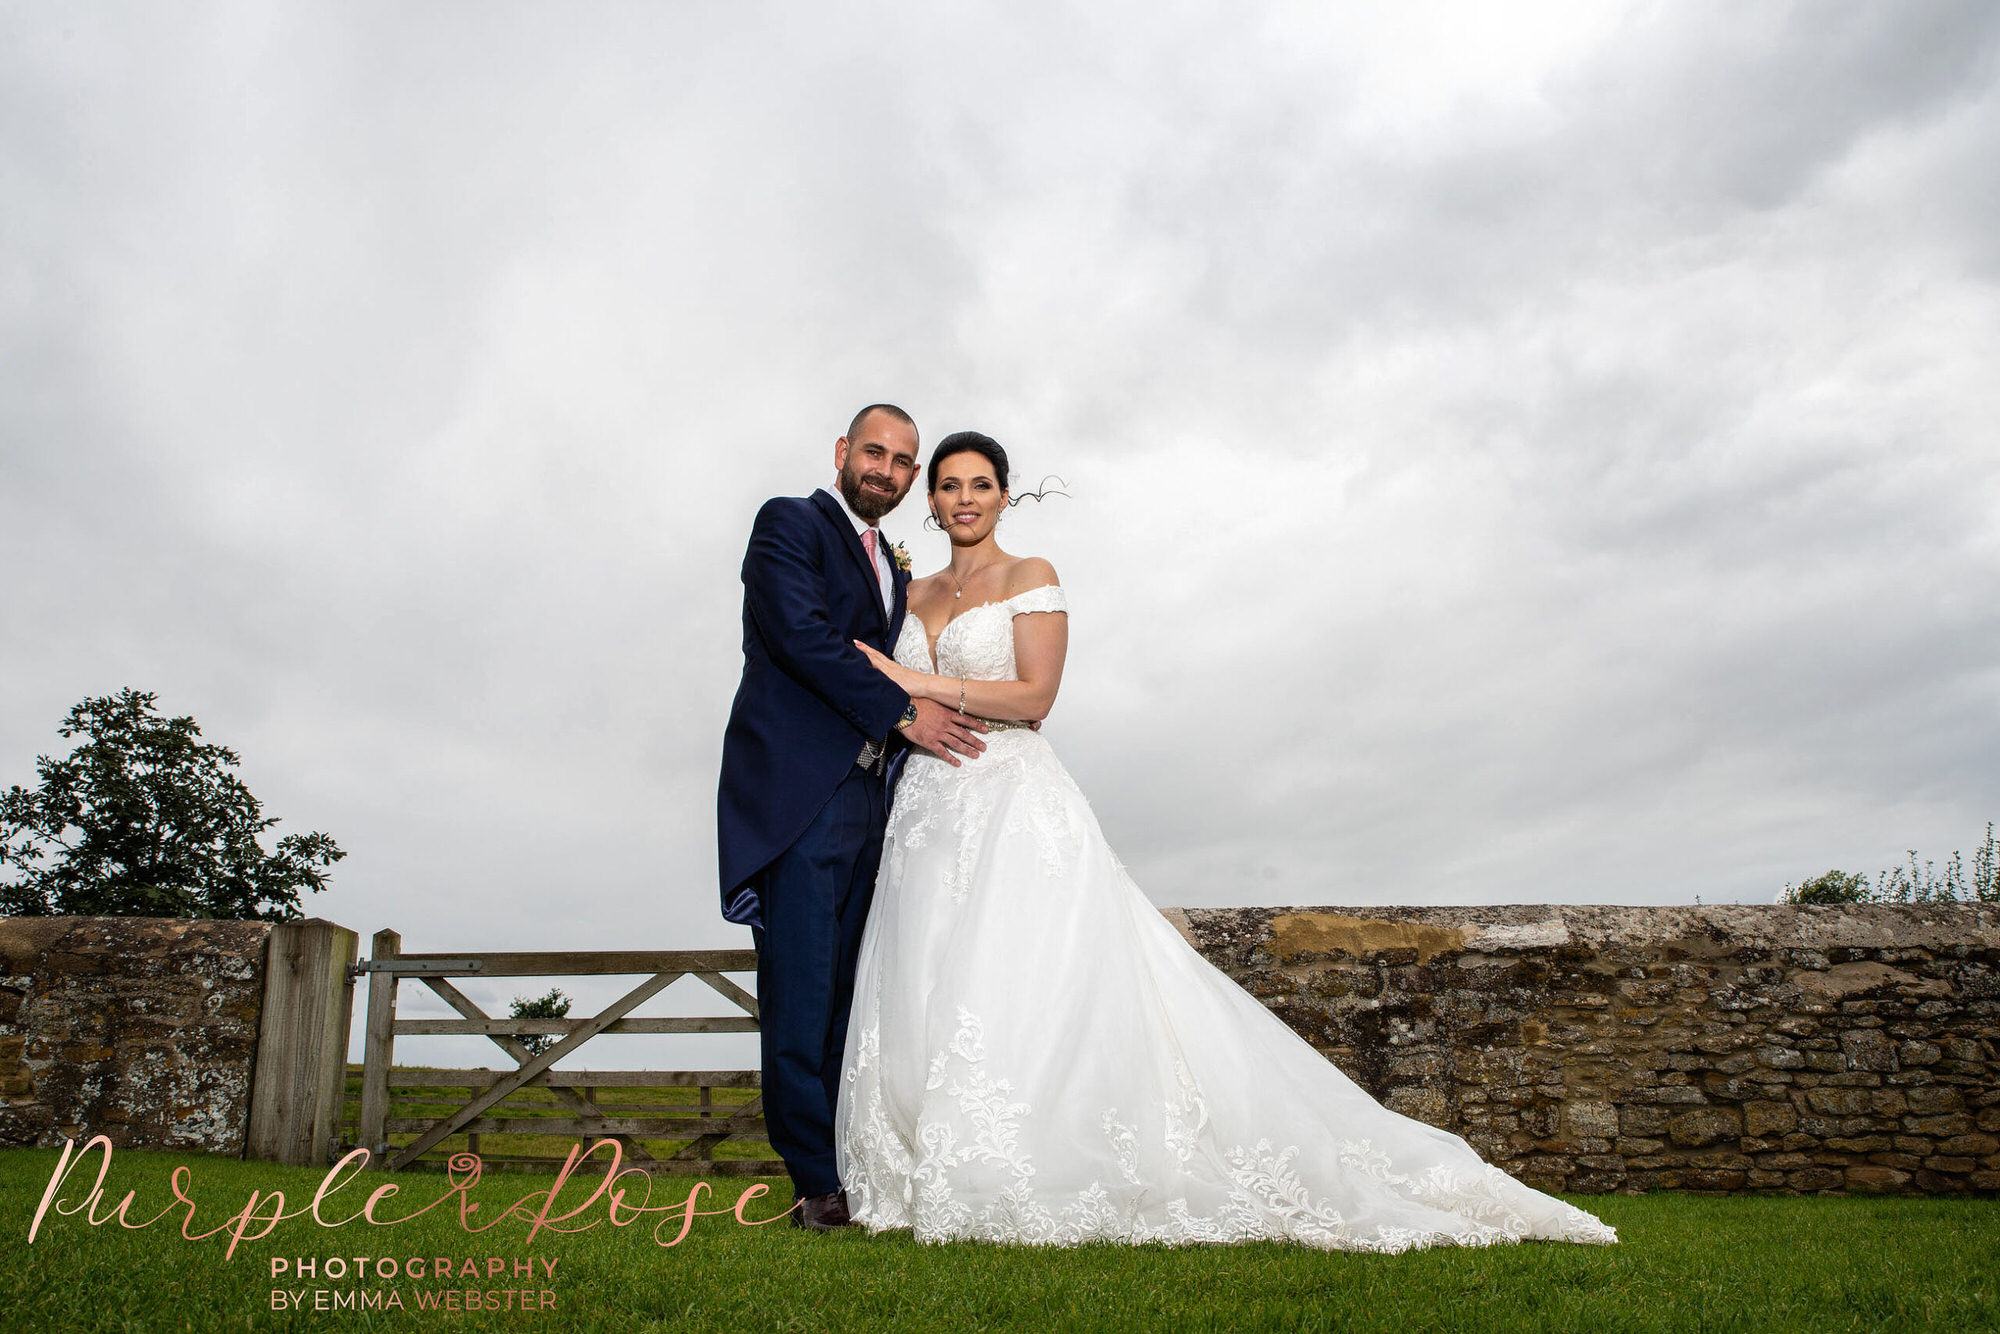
xmin=1781 ymin=870 xmax=1873 ymax=904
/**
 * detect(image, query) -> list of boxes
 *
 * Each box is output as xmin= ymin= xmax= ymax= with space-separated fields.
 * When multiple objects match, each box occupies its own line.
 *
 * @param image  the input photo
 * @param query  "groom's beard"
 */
xmin=839 ymin=464 xmax=908 ymax=522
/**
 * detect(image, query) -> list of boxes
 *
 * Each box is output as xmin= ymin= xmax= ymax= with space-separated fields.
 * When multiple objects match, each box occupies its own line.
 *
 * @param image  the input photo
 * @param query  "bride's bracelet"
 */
xmin=951 ymin=676 xmax=1027 ymax=730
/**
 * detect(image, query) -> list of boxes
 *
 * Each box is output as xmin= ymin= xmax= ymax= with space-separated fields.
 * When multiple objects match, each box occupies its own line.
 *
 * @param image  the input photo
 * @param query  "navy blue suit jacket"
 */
xmin=717 ymin=488 xmax=911 ymax=927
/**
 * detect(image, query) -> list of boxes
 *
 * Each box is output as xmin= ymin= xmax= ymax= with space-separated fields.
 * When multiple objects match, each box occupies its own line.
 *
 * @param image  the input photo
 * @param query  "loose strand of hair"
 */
xmin=1006 ymin=475 xmax=1071 ymax=507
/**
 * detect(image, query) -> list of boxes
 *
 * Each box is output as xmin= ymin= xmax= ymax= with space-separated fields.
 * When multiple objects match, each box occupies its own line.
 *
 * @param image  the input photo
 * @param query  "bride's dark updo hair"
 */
xmin=927 ymin=431 xmax=1008 ymax=494
xmin=925 ymin=433 xmax=1068 ymax=523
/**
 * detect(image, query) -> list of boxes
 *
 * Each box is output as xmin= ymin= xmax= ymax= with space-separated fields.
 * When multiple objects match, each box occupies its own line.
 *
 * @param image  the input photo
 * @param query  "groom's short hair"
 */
xmin=847 ymin=403 xmax=916 ymax=443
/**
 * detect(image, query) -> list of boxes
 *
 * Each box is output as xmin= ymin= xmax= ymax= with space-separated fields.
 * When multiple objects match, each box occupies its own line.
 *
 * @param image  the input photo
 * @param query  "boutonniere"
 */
xmin=888 ymin=540 xmax=912 ymax=573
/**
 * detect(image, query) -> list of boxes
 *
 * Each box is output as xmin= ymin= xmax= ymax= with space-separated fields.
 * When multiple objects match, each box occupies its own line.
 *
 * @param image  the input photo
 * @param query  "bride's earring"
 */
xmin=924 ymin=510 xmax=943 ymax=532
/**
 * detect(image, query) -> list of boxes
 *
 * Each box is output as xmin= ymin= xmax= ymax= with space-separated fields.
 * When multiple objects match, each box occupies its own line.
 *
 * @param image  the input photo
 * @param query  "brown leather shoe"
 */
xmin=789 ymin=1190 xmax=853 ymax=1232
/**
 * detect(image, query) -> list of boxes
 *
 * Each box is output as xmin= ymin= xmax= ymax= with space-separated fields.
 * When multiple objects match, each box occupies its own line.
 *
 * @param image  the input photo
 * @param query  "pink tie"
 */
xmin=861 ymin=528 xmax=878 ymax=573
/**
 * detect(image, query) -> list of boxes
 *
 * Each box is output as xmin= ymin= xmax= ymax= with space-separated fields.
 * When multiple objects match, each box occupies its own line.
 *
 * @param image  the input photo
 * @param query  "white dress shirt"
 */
xmin=834 ymin=486 xmax=893 ymax=614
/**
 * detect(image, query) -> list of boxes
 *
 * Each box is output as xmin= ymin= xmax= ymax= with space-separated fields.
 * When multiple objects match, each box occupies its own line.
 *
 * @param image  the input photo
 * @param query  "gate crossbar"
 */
xmin=355 ymin=934 xmax=765 ymax=1174
xmin=417 ymin=974 xmax=665 ymax=1165
xmin=383 ymin=968 xmax=680 ymax=1170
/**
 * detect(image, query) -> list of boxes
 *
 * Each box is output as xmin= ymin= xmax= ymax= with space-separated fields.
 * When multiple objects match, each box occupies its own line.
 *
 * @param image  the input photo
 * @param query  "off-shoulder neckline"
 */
xmin=915 ymin=583 xmax=1065 ymax=668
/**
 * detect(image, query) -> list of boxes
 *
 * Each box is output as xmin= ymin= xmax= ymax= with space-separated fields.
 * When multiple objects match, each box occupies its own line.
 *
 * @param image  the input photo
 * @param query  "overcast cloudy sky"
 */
xmin=4 ymin=3 xmax=1998 ymax=1058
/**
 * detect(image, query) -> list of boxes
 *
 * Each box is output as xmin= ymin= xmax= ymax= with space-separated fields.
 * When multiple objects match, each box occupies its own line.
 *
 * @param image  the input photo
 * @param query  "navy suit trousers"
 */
xmin=749 ymin=763 xmax=886 ymax=1198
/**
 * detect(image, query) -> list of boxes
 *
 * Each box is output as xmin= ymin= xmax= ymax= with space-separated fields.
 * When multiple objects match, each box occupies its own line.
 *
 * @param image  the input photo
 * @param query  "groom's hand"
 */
xmin=900 ymin=698 xmax=988 ymax=765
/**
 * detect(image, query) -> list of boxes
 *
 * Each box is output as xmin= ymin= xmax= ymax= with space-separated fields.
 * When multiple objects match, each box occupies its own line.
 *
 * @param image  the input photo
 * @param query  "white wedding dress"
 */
xmin=834 ymin=584 xmax=1616 ymax=1251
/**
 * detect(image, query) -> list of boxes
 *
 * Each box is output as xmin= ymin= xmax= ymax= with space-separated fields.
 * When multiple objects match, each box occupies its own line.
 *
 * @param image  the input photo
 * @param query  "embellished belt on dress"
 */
xmin=857 ymin=718 xmax=1032 ymax=770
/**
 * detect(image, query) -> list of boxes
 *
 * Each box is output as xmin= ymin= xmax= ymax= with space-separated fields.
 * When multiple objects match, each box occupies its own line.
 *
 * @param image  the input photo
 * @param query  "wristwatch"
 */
xmin=894 ymin=701 xmax=919 ymax=730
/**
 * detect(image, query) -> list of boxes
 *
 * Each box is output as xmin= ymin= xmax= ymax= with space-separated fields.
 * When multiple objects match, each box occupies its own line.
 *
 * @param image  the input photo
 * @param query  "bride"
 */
xmin=833 ymin=432 xmax=1616 ymax=1251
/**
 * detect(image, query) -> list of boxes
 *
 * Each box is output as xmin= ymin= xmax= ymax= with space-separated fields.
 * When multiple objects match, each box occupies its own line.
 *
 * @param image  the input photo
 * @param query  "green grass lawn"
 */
xmin=3 ymin=1144 xmax=1997 ymax=1332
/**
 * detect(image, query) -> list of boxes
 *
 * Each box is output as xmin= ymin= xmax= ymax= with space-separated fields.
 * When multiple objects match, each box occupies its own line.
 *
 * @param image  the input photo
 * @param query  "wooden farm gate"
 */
xmin=349 ymin=929 xmax=776 ymax=1174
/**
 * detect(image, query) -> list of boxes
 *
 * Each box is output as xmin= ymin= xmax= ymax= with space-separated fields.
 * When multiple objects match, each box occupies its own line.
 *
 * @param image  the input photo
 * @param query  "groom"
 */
xmin=717 ymin=403 xmax=987 ymax=1230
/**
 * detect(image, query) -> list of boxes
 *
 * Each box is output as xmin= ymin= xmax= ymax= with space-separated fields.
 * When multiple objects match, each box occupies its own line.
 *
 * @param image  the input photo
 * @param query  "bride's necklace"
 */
xmin=948 ymin=558 xmax=999 ymax=600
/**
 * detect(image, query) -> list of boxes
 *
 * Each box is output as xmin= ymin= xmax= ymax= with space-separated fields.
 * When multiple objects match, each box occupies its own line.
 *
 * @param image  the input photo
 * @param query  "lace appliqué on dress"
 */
xmin=842 ymin=1002 xmax=1615 ymax=1251
xmin=840 ymin=583 xmax=1619 ymax=1253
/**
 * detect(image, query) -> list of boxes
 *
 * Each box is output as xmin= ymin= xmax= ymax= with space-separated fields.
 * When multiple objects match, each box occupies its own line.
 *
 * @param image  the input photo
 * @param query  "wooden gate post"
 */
xmin=247 ymin=919 xmax=360 ymax=1167
xmin=357 ymin=929 xmax=400 ymax=1166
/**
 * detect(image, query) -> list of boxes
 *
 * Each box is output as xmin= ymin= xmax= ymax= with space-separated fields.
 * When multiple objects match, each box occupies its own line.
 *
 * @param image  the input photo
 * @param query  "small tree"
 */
xmin=509 ymin=988 xmax=572 ymax=1057
xmin=0 ymin=688 xmax=343 ymax=920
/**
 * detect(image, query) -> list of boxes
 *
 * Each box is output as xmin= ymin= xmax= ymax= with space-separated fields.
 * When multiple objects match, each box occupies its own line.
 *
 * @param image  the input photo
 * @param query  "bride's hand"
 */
xmin=853 ymin=639 xmax=925 ymax=695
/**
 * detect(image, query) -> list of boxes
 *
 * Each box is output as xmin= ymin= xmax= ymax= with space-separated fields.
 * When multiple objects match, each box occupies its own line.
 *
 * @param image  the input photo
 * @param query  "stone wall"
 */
xmin=9 ymin=906 xmax=1998 ymax=1191
xmin=1167 ymin=904 xmax=2000 ymax=1195
xmin=0 ymin=916 xmax=275 ymax=1153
